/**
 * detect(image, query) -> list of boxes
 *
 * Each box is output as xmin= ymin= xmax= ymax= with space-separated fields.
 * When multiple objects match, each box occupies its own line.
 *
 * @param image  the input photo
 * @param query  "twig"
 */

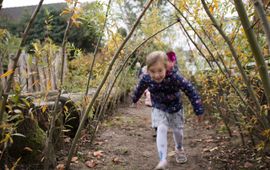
xmin=233 ymin=0 xmax=270 ymax=125
xmin=199 ymin=0 xmax=262 ymax=112
xmin=85 ymin=0 xmax=112 ymax=96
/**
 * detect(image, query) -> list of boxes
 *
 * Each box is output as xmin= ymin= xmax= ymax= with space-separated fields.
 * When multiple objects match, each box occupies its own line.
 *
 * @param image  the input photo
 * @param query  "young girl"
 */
xmin=139 ymin=51 xmax=178 ymax=109
xmin=166 ymin=51 xmax=179 ymax=72
xmin=132 ymin=51 xmax=203 ymax=169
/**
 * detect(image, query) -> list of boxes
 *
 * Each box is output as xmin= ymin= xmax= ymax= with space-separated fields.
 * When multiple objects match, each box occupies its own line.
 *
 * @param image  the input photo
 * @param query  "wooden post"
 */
xmin=50 ymin=54 xmax=57 ymax=90
xmin=0 ymin=54 xmax=6 ymax=89
xmin=33 ymin=57 xmax=41 ymax=92
xmin=19 ymin=52 xmax=28 ymax=92
xmin=54 ymin=50 xmax=62 ymax=88
xmin=38 ymin=66 xmax=46 ymax=92
xmin=26 ymin=54 xmax=34 ymax=92
xmin=7 ymin=54 xmax=15 ymax=88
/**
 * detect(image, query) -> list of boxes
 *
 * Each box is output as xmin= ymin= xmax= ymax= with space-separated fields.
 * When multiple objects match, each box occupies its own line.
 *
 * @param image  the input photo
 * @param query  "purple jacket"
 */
xmin=132 ymin=71 xmax=203 ymax=115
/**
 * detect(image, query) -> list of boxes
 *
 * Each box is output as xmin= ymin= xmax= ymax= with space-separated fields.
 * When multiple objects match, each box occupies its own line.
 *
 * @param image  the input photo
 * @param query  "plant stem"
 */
xmin=43 ymin=1 xmax=78 ymax=169
xmin=0 ymin=0 xmax=3 ymax=10
xmin=178 ymin=17 xmax=258 ymax=117
xmin=199 ymin=0 xmax=261 ymax=113
xmin=65 ymin=1 xmax=154 ymax=169
xmin=0 ymin=0 xmax=44 ymax=137
xmin=85 ymin=0 xmax=112 ymax=96
xmin=233 ymin=0 xmax=270 ymax=119
xmin=253 ymin=0 xmax=270 ymax=55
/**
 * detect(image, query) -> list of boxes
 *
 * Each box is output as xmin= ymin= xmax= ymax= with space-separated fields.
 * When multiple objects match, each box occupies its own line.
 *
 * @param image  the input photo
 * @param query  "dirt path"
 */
xmin=64 ymin=102 xmax=222 ymax=170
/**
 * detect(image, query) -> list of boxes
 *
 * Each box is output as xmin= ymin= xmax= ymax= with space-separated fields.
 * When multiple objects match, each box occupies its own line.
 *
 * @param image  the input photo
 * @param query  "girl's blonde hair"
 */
xmin=146 ymin=51 xmax=167 ymax=69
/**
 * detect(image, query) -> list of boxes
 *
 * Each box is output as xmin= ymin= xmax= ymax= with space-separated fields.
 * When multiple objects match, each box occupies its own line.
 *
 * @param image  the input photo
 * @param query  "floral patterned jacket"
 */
xmin=132 ymin=71 xmax=204 ymax=115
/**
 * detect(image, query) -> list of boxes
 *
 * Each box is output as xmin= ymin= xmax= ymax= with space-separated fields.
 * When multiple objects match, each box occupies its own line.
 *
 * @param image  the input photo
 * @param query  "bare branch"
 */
xmin=200 ymin=0 xmax=262 ymax=112
xmin=65 ymin=0 xmax=155 ymax=169
xmin=233 ymin=0 xmax=270 ymax=109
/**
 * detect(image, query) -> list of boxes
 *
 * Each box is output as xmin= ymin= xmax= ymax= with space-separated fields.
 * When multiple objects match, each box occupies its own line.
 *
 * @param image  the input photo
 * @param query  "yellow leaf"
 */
xmin=209 ymin=5 xmax=214 ymax=14
xmin=47 ymin=81 xmax=52 ymax=91
xmin=65 ymin=0 xmax=73 ymax=3
xmin=60 ymin=9 xmax=71 ymax=16
xmin=64 ymin=105 xmax=68 ymax=112
xmin=42 ymin=105 xmax=47 ymax=113
xmin=0 ymin=69 xmax=14 ymax=78
xmin=214 ymin=0 xmax=218 ymax=9
xmin=72 ymin=20 xmax=81 ymax=28
xmin=256 ymin=141 xmax=265 ymax=151
xmin=261 ymin=129 xmax=270 ymax=138
xmin=8 ymin=133 xmax=13 ymax=143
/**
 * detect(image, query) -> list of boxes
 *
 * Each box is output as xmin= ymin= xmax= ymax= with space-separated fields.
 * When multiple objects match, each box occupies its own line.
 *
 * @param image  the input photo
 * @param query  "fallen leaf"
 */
xmin=244 ymin=162 xmax=253 ymax=168
xmin=195 ymin=139 xmax=202 ymax=142
xmin=168 ymin=151 xmax=175 ymax=157
xmin=56 ymin=164 xmax=65 ymax=170
xmin=93 ymin=150 xmax=104 ymax=158
xmin=64 ymin=137 xmax=71 ymax=143
xmin=112 ymin=157 xmax=121 ymax=164
xmin=205 ymin=139 xmax=214 ymax=143
xmin=85 ymin=160 xmax=96 ymax=168
xmin=95 ymin=141 xmax=104 ymax=145
xmin=203 ymin=148 xmax=210 ymax=152
xmin=71 ymin=156 xmax=78 ymax=163
xmin=210 ymin=147 xmax=218 ymax=152
xmin=87 ymin=151 xmax=92 ymax=157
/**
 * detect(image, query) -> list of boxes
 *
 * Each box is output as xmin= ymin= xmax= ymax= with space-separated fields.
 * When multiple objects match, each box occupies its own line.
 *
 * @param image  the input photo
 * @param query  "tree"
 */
xmin=0 ymin=5 xmax=101 ymax=53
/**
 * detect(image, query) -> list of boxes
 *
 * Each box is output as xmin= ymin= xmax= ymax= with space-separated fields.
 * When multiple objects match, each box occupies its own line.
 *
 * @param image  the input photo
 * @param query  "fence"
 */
xmin=3 ymin=50 xmax=68 ymax=93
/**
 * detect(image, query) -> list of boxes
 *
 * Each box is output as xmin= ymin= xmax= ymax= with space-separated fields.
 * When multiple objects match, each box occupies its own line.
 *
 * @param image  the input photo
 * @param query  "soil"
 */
xmin=56 ymin=102 xmax=270 ymax=170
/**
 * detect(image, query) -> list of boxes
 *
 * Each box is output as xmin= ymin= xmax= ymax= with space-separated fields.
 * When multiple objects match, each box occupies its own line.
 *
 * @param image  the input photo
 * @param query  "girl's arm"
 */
xmin=132 ymin=75 xmax=149 ymax=103
xmin=176 ymin=75 xmax=204 ymax=115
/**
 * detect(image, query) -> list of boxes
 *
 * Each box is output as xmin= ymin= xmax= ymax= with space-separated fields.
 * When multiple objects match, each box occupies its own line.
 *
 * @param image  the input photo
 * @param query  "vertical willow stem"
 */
xmin=200 ymin=0 xmax=261 ymax=111
xmin=253 ymin=0 xmax=270 ymax=54
xmin=234 ymin=0 xmax=270 ymax=107
xmin=65 ymin=1 xmax=154 ymax=169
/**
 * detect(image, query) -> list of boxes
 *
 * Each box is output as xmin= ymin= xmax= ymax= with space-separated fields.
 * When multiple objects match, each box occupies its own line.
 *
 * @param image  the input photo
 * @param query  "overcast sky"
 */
xmin=2 ymin=0 xmax=95 ymax=8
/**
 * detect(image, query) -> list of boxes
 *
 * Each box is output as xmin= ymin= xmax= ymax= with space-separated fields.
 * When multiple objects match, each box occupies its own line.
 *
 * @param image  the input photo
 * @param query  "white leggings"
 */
xmin=156 ymin=124 xmax=183 ymax=161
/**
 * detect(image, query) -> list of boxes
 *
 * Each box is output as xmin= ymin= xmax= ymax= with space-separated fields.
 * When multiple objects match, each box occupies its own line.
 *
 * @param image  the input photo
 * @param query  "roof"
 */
xmin=0 ymin=3 xmax=67 ymax=22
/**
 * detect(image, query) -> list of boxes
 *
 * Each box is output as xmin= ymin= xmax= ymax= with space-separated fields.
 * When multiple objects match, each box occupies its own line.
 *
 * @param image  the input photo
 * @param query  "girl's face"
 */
xmin=167 ymin=60 xmax=175 ymax=71
xmin=148 ymin=60 xmax=166 ymax=83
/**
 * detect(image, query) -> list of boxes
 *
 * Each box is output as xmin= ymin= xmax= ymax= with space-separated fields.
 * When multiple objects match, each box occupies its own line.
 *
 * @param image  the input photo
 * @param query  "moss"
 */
xmin=9 ymin=118 xmax=46 ymax=163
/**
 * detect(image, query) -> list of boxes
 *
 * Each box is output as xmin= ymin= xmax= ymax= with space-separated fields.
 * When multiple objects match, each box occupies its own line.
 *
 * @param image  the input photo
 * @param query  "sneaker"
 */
xmin=175 ymin=148 xmax=187 ymax=163
xmin=145 ymin=100 xmax=152 ymax=107
xmin=155 ymin=160 xmax=167 ymax=170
